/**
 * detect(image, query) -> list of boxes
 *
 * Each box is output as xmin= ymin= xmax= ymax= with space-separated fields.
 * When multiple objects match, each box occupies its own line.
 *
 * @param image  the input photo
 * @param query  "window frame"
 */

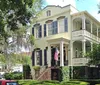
xmin=36 ymin=25 xmax=42 ymax=38
xmin=46 ymin=10 xmax=51 ymax=16
xmin=48 ymin=22 xmax=52 ymax=35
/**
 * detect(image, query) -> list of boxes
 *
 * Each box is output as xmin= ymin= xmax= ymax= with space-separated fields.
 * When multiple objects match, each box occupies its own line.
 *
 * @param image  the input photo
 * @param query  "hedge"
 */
xmin=4 ymin=72 xmax=22 ymax=80
xmin=18 ymin=80 xmax=89 ymax=85
xmin=61 ymin=81 xmax=89 ymax=85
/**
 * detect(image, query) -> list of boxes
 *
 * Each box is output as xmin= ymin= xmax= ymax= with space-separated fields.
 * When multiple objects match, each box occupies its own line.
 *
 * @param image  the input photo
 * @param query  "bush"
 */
xmin=17 ymin=80 xmax=89 ymax=85
xmin=18 ymin=80 xmax=42 ymax=85
xmin=4 ymin=72 xmax=22 ymax=80
xmin=42 ymin=80 xmax=60 ymax=83
xmin=18 ymin=80 xmax=60 ymax=85
xmin=61 ymin=81 xmax=89 ymax=85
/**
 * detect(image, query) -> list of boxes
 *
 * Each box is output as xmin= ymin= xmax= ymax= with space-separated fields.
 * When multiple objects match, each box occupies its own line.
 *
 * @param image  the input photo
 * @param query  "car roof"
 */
xmin=0 ymin=80 xmax=16 ymax=82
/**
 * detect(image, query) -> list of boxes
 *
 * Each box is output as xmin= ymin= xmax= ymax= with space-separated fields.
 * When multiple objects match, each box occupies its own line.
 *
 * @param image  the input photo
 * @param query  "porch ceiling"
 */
xmin=46 ymin=37 xmax=70 ymax=45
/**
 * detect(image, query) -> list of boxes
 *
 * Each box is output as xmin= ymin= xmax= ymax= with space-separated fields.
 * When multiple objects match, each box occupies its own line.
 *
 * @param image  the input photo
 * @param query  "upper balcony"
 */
xmin=72 ymin=14 xmax=100 ymax=42
xmin=72 ymin=30 xmax=100 ymax=42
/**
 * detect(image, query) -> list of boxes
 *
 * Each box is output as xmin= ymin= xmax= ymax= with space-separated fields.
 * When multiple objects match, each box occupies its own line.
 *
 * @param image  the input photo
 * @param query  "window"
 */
xmin=48 ymin=21 xmax=58 ymax=35
xmin=36 ymin=25 xmax=42 ymax=38
xmin=46 ymin=10 xmax=51 ymax=16
xmin=36 ymin=51 xmax=40 ymax=65
xmin=36 ymin=50 xmax=42 ymax=65
xmin=48 ymin=22 xmax=52 ymax=35
xmin=59 ymin=19 xmax=64 ymax=33
xmin=59 ymin=18 xmax=68 ymax=33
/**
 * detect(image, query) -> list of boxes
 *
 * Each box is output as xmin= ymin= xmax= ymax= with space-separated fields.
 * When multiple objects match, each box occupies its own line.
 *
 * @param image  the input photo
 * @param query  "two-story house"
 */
xmin=31 ymin=4 xmax=100 ymax=80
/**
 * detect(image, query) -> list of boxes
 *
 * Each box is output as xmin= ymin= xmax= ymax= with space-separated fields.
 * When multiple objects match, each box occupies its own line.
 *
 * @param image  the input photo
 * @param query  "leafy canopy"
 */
xmin=0 ymin=0 xmax=43 ymax=37
xmin=86 ymin=44 xmax=100 ymax=65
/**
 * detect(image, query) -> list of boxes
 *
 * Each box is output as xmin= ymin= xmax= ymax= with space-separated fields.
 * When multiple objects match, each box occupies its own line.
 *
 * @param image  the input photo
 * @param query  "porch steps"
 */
xmin=37 ymin=67 xmax=51 ymax=81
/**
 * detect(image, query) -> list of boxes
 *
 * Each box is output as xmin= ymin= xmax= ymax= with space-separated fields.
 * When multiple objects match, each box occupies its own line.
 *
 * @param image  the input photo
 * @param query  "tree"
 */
xmin=0 ymin=0 xmax=44 ymax=79
xmin=0 ymin=0 xmax=43 ymax=33
xmin=0 ymin=0 xmax=44 ymax=53
xmin=86 ymin=44 xmax=100 ymax=65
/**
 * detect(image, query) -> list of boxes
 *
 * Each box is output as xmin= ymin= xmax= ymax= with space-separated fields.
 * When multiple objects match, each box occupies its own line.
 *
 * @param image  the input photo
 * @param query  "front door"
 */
xmin=51 ymin=47 xmax=55 ymax=66
xmin=51 ymin=68 xmax=61 ymax=81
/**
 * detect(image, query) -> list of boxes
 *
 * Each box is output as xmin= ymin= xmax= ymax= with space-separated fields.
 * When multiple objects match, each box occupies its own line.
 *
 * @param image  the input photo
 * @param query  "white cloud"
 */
xmin=46 ymin=0 xmax=76 ymax=7
xmin=97 ymin=0 xmax=100 ymax=3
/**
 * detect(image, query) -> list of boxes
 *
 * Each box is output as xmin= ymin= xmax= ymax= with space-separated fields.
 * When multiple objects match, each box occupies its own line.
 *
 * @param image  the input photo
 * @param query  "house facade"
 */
xmin=31 ymin=5 xmax=100 ymax=80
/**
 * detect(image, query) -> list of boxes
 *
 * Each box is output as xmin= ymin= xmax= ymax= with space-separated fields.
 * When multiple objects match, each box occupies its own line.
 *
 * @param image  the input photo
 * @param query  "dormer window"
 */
xmin=46 ymin=10 xmax=51 ymax=16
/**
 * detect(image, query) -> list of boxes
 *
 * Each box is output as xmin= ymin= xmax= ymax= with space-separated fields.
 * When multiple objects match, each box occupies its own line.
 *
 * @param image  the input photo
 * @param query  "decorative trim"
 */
xmin=34 ymin=48 xmax=40 ymax=51
xmin=57 ymin=16 xmax=65 ymax=20
xmin=45 ymin=20 xmax=53 ymax=23
xmin=34 ymin=23 xmax=40 ymax=27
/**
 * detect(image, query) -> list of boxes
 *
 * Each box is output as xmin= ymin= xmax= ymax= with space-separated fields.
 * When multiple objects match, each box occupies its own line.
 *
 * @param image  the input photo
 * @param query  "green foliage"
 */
xmin=73 ymin=66 xmax=86 ymax=79
xmin=4 ymin=72 xmax=22 ymax=80
xmin=0 ymin=54 xmax=6 ymax=64
xmin=29 ymin=35 xmax=35 ymax=45
xmin=41 ymin=80 xmax=60 ymax=84
xmin=0 ymin=0 xmax=44 ymax=33
xmin=61 ymin=81 xmax=89 ymax=85
xmin=61 ymin=66 xmax=69 ymax=81
xmin=17 ymin=80 xmax=89 ymax=85
xmin=85 ymin=44 xmax=100 ymax=65
xmin=33 ymin=66 xmax=40 ymax=71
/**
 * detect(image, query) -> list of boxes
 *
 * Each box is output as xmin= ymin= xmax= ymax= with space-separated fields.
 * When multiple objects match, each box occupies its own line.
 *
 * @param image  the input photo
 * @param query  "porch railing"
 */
xmin=72 ymin=57 xmax=88 ymax=66
xmin=72 ymin=30 xmax=100 ymax=42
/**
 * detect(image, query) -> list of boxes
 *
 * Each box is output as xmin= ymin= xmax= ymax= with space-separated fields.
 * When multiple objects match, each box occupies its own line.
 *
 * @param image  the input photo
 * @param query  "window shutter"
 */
xmin=44 ymin=49 xmax=47 ymax=65
xmin=39 ymin=50 xmax=42 ymax=66
xmin=55 ymin=21 xmax=58 ymax=34
xmin=32 ymin=51 xmax=35 ymax=66
xmin=44 ymin=24 xmax=46 ymax=37
xmin=39 ymin=25 xmax=42 ymax=38
xmin=64 ymin=18 xmax=68 ymax=32
xmin=32 ymin=27 xmax=34 ymax=36
xmin=52 ymin=21 xmax=58 ymax=34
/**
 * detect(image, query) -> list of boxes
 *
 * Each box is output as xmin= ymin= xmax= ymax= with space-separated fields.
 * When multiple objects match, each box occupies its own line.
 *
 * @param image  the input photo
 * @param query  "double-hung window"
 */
xmin=48 ymin=22 xmax=52 ymax=35
xmin=36 ymin=51 xmax=40 ymax=65
xmin=36 ymin=25 xmax=42 ymax=38
xmin=47 ymin=10 xmax=51 ymax=16
xmin=59 ymin=18 xmax=68 ymax=33
xmin=48 ymin=21 xmax=58 ymax=35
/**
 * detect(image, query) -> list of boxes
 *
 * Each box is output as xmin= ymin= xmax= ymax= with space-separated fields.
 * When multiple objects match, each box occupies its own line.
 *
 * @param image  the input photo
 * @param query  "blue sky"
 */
xmin=45 ymin=0 xmax=100 ymax=21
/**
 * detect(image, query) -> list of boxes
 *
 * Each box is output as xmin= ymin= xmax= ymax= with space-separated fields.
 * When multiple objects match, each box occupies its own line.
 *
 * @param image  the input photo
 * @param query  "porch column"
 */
xmin=91 ymin=42 xmax=93 ymax=51
xmin=82 ymin=16 xmax=86 ymax=30
xmin=70 ymin=41 xmax=73 ymax=66
xmin=48 ymin=44 xmax=51 ymax=67
xmin=60 ymin=41 xmax=64 ymax=66
xmin=70 ymin=41 xmax=73 ymax=79
xmin=82 ymin=40 xmax=86 ymax=57
xmin=91 ymin=22 xmax=93 ymax=33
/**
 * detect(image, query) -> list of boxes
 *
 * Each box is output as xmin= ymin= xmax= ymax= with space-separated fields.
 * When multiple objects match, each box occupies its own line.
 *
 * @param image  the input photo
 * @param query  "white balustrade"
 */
xmin=72 ymin=30 xmax=100 ymax=42
xmin=72 ymin=58 xmax=88 ymax=66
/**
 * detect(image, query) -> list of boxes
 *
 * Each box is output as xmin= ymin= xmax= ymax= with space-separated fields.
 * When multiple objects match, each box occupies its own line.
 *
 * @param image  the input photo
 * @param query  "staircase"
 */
xmin=36 ymin=67 xmax=51 ymax=81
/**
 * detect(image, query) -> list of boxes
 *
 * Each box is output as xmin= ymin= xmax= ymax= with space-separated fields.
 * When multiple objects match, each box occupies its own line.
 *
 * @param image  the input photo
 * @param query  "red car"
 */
xmin=0 ymin=80 xmax=18 ymax=85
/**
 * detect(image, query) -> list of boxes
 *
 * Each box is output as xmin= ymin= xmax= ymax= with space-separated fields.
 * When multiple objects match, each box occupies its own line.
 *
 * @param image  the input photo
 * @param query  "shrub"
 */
xmin=18 ymin=80 xmax=89 ymax=85
xmin=61 ymin=81 xmax=89 ymax=85
xmin=42 ymin=80 xmax=60 ymax=83
xmin=4 ymin=72 xmax=22 ymax=80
